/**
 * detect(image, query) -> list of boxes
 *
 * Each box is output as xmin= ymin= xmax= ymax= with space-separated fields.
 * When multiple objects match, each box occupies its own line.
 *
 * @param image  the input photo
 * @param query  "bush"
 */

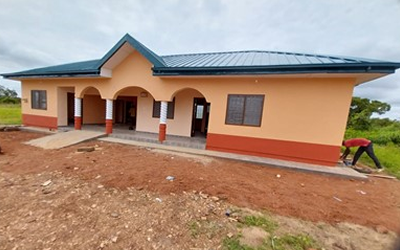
xmin=0 ymin=96 xmax=20 ymax=104
xmin=345 ymin=128 xmax=400 ymax=146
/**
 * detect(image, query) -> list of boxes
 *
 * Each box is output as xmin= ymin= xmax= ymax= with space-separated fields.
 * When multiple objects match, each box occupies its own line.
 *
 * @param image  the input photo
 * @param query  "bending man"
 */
xmin=341 ymin=138 xmax=383 ymax=171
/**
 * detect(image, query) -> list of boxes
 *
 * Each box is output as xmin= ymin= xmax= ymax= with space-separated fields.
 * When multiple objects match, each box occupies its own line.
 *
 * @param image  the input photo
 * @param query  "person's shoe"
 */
xmin=376 ymin=168 xmax=384 ymax=173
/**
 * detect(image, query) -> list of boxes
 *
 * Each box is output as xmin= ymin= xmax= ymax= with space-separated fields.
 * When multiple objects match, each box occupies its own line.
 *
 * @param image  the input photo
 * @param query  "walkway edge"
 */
xmin=99 ymin=137 xmax=367 ymax=180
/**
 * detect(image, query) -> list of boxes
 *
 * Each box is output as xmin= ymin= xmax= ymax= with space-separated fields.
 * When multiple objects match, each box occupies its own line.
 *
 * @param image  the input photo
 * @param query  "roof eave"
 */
xmin=1 ymin=70 xmax=101 ymax=79
xmin=153 ymin=64 xmax=399 ymax=76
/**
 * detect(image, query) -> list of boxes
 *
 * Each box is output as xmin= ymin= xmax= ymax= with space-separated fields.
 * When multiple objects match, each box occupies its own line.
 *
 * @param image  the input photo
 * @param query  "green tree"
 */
xmin=0 ymin=85 xmax=20 ymax=104
xmin=347 ymin=97 xmax=391 ymax=130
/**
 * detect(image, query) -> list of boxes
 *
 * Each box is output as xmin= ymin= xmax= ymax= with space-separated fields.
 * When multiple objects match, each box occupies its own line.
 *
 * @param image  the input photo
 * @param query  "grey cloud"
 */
xmin=1 ymin=0 xmax=400 ymax=118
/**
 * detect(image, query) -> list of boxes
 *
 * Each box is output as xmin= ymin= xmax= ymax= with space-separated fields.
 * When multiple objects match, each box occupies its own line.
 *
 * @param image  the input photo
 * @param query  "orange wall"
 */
xmin=20 ymin=50 xmax=356 ymax=149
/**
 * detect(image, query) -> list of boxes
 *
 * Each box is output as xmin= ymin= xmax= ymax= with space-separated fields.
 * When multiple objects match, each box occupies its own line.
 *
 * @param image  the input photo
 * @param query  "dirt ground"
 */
xmin=1 ymin=131 xmax=400 ymax=250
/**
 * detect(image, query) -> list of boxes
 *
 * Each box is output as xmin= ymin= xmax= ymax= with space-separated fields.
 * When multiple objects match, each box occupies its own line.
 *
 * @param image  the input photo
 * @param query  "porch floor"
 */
xmin=59 ymin=124 xmax=207 ymax=150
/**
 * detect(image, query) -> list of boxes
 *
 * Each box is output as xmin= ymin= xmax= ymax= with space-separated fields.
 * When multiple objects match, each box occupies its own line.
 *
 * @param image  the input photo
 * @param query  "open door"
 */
xmin=67 ymin=92 xmax=75 ymax=125
xmin=191 ymin=98 xmax=210 ymax=137
xmin=114 ymin=96 xmax=137 ymax=129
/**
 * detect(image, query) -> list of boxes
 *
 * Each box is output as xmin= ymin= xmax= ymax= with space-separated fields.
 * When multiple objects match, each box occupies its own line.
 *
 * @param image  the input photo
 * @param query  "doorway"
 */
xmin=191 ymin=98 xmax=210 ymax=137
xmin=67 ymin=92 xmax=75 ymax=125
xmin=114 ymin=96 xmax=137 ymax=129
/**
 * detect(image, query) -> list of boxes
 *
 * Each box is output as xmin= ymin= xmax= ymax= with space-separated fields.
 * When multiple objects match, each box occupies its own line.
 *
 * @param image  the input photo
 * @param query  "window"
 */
xmin=196 ymin=105 xmax=204 ymax=119
xmin=225 ymin=94 xmax=264 ymax=126
xmin=31 ymin=90 xmax=47 ymax=110
xmin=152 ymin=98 xmax=175 ymax=119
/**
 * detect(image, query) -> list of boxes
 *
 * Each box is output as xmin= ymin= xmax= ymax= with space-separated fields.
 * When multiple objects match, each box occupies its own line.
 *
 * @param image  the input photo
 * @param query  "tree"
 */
xmin=347 ymin=97 xmax=391 ymax=130
xmin=0 ymin=85 xmax=20 ymax=104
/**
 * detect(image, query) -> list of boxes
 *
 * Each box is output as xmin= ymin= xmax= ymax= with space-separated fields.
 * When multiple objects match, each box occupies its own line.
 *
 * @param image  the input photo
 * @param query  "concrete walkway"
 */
xmin=26 ymin=130 xmax=106 ymax=149
xmin=99 ymin=137 xmax=367 ymax=180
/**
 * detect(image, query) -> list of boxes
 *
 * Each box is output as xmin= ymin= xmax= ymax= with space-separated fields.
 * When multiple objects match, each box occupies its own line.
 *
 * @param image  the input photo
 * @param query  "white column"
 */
xmin=74 ymin=97 xmax=82 ymax=130
xmin=106 ymin=99 xmax=113 ymax=120
xmin=158 ymin=101 xmax=168 ymax=142
xmin=74 ymin=98 xmax=82 ymax=117
xmin=105 ymin=99 xmax=113 ymax=134
xmin=160 ymin=101 xmax=168 ymax=124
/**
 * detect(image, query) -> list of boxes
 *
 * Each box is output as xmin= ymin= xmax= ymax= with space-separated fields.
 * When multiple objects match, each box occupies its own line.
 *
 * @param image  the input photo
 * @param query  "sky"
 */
xmin=1 ymin=0 xmax=400 ymax=119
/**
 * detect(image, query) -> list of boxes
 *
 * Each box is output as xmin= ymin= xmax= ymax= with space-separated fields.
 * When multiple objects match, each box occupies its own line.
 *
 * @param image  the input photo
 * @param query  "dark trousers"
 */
xmin=352 ymin=143 xmax=382 ymax=168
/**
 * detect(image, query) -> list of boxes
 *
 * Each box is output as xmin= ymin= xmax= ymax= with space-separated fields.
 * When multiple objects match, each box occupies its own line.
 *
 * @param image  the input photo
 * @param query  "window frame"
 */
xmin=152 ymin=98 xmax=175 ymax=119
xmin=225 ymin=94 xmax=264 ymax=127
xmin=31 ymin=90 xmax=47 ymax=110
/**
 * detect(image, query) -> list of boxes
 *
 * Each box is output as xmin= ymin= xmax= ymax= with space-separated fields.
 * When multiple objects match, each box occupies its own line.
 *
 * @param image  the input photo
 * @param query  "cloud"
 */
xmin=1 ymin=0 xmax=399 ymax=118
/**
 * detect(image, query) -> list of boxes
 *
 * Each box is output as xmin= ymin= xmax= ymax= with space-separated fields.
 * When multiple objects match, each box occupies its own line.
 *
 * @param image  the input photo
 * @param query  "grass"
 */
xmin=344 ymin=128 xmax=400 ymax=179
xmin=0 ymin=103 xmax=21 ymax=125
xmin=223 ymin=234 xmax=320 ymax=250
xmin=223 ymin=236 xmax=256 ymax=250
xmin=241 ymin=215 xmax=278 ymax=233
xmin=271 ymin=234 xmax=320 ymax=250
xmin=358 ymin=143 xmax=400 ymax=178
xmin=223 ymin=213 xmax=321 ymax=250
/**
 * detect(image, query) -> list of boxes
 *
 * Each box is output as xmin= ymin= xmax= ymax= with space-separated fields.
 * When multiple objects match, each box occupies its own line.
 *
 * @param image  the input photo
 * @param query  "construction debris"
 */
xmin=366 ymin=174 xmax=396 ymax=179
xmin=0 ymin=126 xmax=20 ymax=132
xmin=77 ymin=147 xmax=95 ymax=152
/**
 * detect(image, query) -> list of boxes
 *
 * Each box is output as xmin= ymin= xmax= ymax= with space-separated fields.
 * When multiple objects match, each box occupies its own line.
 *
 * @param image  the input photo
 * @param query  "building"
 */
xmin=2 ymin=34 xmax=400 ymax=166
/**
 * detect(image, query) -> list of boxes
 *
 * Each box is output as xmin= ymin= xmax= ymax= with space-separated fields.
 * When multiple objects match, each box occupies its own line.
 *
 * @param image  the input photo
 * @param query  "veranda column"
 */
xmin=105 ymin=99 xmax=113 ymax=134
xmin=158 ymin=101 xmax=168 ymax=142
xmin=74 ymin=97 xmax=82 ymax=130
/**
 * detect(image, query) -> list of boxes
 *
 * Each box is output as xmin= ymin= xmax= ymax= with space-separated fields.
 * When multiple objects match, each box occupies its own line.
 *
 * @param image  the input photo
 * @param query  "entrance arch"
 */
xmin=113 ymin=86 xmax=155 ymax=131
xmin=81 ymin=87 xmax=105 ymax=126
xmin=171 ymin=88 xmax=210 ymax=137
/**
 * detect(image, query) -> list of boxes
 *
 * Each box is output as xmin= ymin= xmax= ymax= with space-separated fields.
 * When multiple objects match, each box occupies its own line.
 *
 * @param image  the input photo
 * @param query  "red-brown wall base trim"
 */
xmin=206 ymin=133 xmax=340 ymax=166
xmin=22 ymin=114 xmax=58 ymax=129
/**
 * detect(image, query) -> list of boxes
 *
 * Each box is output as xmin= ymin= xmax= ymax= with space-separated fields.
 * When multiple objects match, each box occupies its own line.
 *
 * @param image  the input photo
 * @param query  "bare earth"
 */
xmin=0 ymin=131 xmax=399 ymax=250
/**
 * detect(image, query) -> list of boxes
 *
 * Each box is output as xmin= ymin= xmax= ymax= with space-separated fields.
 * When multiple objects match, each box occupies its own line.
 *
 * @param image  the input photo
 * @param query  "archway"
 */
xmin=112 ymin=86 xmax=155 ymax=131
xmin=81 ymin=87 xmax=105 ymax=127
xmin=171 ymin=88 xmax=210 ymax=137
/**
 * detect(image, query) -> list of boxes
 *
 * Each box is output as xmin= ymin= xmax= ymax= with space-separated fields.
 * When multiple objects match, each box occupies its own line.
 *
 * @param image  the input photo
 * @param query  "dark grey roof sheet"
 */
xmin=2 ymin=34 xmax=400 ymax=78
xmin=3 ymin=60 xmax=100 ymax=77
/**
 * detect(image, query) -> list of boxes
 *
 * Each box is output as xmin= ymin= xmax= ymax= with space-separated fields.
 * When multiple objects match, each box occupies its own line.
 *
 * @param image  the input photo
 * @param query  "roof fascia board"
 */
xmin=153 ymin=64 xmax=399 ymax=76
xmin=1 ymin=70 xmax=100 ymax=79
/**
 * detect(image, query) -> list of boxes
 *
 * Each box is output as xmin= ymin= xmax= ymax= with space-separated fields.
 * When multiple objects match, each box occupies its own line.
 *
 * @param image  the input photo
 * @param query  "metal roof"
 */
xmin=2 ymin=34 xmax=400 ymax=78
xmin=2 ymin=60 xmax=100 ymax=78
xmin=161 ymin=50 xmax=382 ymax=67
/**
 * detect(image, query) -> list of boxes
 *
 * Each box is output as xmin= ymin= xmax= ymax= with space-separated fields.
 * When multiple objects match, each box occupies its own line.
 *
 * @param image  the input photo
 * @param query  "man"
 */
xmin=341 ymin=138 xmax=383 ymax=172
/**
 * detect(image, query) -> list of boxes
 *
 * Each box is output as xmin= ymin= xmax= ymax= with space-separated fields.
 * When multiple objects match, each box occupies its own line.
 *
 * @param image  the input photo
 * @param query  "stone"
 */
xmin=42 ymin=180 xmax=52 ymax=186
xmin=42 ymin=189 xmax=52 ymax=195
xmin=210 ymin=196 xmax=220 ymax=201
xmin=200 ymin=192 xmax=208 ymax=199
xmin=77 ymin=147 xmax=95 ymax=152
xmin=375 ymin=225 xmax=389 ymax=234
xmin=110 ymin=212 xmax=120 ymax=218
xmin=227 ymin=233 xmax=234 ymax=238
xmin=111 ymin=236 xmax=118 ymax=243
